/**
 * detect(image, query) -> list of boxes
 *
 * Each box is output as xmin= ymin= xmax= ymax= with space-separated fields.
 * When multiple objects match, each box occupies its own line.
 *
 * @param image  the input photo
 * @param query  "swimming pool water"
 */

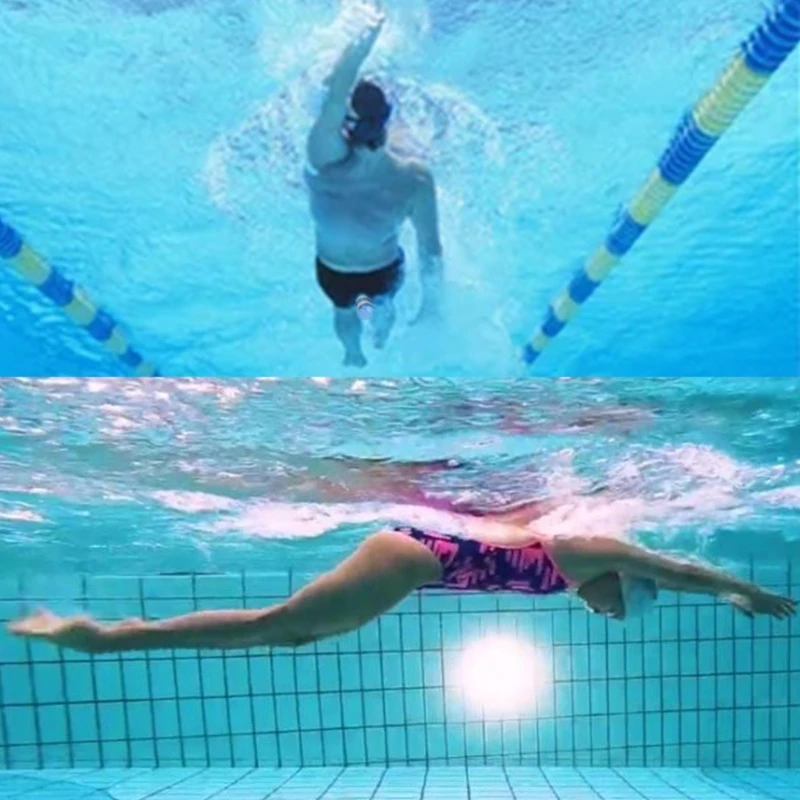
xmin=0 ymin=0 xmax=797 ymax=377
xmin=3 ymin=767 xmax=799 ymax=799
xmin=0 ymin=378 xmax=798 ymax=793
xmin=1 ymin=564 xmax=799 ymax=777
xmin=1 ymin=377 xmax=800 ymax=574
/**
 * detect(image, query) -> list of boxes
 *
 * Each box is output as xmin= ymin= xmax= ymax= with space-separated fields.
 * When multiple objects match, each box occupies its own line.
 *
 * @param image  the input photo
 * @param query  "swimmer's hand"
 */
xmin=724 ymin=589 xmax=797 ymax=620
xmin=326 ymin=7 xmax=384 ymax=89
xmin=8 ymin=609 xmax=113 ymax=653
xmin=8 ymin=609 xmax=142 ymax=653
xmin=353 ymin=7 xmax=386 ymax=54
xmin=410 ymin=261 xmax=443 ymax=326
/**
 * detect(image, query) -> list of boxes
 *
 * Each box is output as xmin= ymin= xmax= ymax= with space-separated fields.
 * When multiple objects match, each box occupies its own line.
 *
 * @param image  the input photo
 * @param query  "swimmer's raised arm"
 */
xmin=581 ymin=537 xmax=796 ymax=619
xmin=409 ymin=165 xmax=444 ymax=323
xmin=307 ymin=10 xmax=385 ymax=171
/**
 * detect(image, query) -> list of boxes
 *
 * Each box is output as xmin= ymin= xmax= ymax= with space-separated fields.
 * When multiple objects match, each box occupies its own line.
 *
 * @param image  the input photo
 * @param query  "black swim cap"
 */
xmin=345 ymin=79 xmax=392 ymax=150
xmin=352 ymin=80 xmax=390 ymax=118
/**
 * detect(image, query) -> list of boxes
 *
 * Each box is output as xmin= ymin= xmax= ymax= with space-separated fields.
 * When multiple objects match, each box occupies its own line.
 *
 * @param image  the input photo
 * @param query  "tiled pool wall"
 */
xmin=0 ymin=562 xmax=798 ymax=771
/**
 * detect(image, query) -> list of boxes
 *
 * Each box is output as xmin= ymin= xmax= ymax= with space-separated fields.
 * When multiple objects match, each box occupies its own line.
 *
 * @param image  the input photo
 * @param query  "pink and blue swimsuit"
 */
xmin=395 ymin=526 xmax=570 ymax=594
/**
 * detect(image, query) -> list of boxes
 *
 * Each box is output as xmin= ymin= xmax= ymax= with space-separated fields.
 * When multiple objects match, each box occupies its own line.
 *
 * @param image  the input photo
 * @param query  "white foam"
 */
xmin=753 ymin=486 xmax=800 ymax=509
xmin=198 ymin=500 xmax=471 ymax=539
xmin=664 ymin=443 xmax=755 ymax=486
xmin=150 ymin=490 xmax=240 ymax=514
xmin=0 ymin=507 xmax=45 ymax=523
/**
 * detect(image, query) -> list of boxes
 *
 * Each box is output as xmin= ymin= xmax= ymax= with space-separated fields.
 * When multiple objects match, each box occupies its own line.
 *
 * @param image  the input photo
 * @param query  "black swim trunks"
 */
xmin=316 ymin=250 xmax=405 ymax=309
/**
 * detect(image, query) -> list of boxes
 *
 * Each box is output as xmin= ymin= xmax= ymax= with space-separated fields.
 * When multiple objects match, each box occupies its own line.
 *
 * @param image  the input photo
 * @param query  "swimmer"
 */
xmin=305 ymin=7 xmax=444 ymax=367
xmin=9 ymin=511 xmax=795 ymax=654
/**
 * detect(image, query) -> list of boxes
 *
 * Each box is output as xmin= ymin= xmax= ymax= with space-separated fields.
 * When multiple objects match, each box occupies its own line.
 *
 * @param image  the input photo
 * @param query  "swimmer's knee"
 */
xmin=264 ymin=602 xmax=323 ymax=648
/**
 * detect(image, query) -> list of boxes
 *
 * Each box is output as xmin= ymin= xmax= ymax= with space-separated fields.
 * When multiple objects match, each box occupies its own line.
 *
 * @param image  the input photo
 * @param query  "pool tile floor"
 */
xmin=0 ymin=767 xmax=798 ymax=799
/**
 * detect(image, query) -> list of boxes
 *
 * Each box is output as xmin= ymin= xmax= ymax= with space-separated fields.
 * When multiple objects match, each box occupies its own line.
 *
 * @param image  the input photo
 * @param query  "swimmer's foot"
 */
xmin=344 ymin=351 xmax=367 ymax=368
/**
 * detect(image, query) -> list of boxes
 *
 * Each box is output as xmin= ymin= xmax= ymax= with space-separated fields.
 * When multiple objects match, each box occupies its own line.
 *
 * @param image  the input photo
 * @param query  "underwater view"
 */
xmin=0 ymin=379 xmax=798 ymax=799
xmin=0 ymin=0 xmax=798 ymax=377
xmin=1 ymin=377 xmax=800 ymax=574
xmin=1 ymin=0 xmax=799 ymax=795
xmin=0 ymin=378 xmax=800 ymax=800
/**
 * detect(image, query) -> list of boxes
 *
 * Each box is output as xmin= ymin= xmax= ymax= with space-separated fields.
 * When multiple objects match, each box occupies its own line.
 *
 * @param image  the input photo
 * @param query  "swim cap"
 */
xmin=620 ymin=575 xmax=658 ymax=620
xmin=345 ymin=79 xmax=392 ymax=150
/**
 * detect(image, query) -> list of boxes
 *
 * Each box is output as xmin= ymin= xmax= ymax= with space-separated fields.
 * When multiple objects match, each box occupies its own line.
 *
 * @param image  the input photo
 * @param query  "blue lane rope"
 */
xmin=0 ymin=217 xmax=159 ymax=376
xmin=523 ymin=0 xmax=800 ymax=366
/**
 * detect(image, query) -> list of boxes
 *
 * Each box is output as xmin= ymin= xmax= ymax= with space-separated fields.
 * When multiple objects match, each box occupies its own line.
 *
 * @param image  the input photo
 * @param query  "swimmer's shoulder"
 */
xmin=397 ymin=156 xmax=433 ymax=183
xmin=390 ymin=156 xmax=435 ymax=204
xmin=305 ymin=150 xmax=356 ymax=181
xmin=546 ymin=534 xmax=632 ymax=582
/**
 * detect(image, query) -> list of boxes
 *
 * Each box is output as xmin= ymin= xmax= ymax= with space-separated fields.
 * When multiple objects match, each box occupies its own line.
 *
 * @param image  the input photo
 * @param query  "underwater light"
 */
xmin=456 ymin=634 xmax=550 ymax=716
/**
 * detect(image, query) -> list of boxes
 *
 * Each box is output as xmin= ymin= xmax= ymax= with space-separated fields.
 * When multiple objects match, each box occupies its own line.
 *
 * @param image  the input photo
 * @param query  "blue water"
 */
xmin=0 ymin=0 xmax=797 ymax=377
xmin=1 ymin=378 xmax=799 ymax=784
xmin=1 ymin=377 xmax=799 ymax=574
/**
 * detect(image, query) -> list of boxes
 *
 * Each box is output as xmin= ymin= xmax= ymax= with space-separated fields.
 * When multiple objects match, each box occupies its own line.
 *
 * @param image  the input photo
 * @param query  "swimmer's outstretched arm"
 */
xmin=585 ymin=537 xmax=796 ymax=619
xmin=409 ymin=165 xmax=444 ymax=323
xmin=307 ymin=9 xmax=385 ymax=171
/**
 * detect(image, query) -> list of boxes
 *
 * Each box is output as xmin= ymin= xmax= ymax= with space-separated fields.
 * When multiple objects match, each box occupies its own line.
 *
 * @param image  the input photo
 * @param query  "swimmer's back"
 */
xmin=306 ymin=153 xmax=431 ymax=270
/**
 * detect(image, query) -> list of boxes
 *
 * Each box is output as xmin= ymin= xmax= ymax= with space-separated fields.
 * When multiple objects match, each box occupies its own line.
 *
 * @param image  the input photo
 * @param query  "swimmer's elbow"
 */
xmin=619 ymin=549 xmax=724 ymax=595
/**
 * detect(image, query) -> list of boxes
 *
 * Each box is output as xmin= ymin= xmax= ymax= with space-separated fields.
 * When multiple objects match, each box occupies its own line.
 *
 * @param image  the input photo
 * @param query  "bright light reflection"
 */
xmin=456 ymin=635 xmax=550 ymax=716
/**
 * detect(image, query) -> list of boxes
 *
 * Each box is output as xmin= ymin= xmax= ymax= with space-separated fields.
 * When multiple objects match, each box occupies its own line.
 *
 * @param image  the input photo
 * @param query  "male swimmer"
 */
xmin=305 ymin=7 xmax=444 ymax=367
xmin=10 ymin=497 xmax=795 ymax=654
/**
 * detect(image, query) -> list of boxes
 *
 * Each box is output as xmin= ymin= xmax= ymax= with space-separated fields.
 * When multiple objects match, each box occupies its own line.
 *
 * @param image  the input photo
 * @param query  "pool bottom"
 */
xmin=0 ymin=767 xmax=796 ymax=799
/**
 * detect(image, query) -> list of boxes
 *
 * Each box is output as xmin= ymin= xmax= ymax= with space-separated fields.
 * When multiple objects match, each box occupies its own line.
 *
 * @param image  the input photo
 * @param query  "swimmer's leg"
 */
xmin=334 ymin=307 xmax=367 ymax=367
xmin=8 ymin=531 xmax=441 ymax=653
xmin=371 ymin=295 xmax=396 ymax=349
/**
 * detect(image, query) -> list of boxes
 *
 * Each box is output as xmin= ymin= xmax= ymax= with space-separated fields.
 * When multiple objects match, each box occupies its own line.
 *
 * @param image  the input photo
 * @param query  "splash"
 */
xmin=203 ymin=1 xmax=502 ymax=219
xmin=0 ymin=506 xmax=45 ymax=523
xmin=534 ymin=443 xmax=786 ymax=549
xmin=150 ymin=490 xmax=240 ymax=514
xmin=1 ymin=379 xmax=799 ymax=573
xmin=753 ymin=486 xmax=800 ymax=510
xmin=188 ymin=499 xmax=477 ymax=540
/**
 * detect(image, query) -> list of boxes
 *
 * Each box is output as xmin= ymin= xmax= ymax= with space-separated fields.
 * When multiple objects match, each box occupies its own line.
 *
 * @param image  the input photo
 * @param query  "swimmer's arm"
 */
xmin=614 ymin=542 xmax=797 ymax=618
xmin=592 ymin=538 xmax=759 ymax=597
xmin=307 ymin=13 xmax=385 ymax=171
xmin=410 ymin=167 xmax=444 ymax=320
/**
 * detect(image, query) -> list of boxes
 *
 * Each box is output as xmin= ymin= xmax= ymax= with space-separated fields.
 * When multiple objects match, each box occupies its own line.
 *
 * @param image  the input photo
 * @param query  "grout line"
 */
xmin=139 ymin=577 xmax=160 ymax=768
xmin=363 ymin=765 xmax=386 ymax=800
xmin=501 ymin=764 xmax=519 ymax=800
xmin=242 ymin=572 xmax=259 ymax=768
xmin=700 ymin=767 xmax=793 ymax=800
xmin=315 ymin=764 xmax=345 ymax=800
xmin=19 ymin=574 xmax=43 ymax=770
xmin=138 ymin=766 xmax=205 ymax=799
xmin=168 ymin=591 xmax=187 ymax=768
xmin=602 ymin=766 xmax=650 ymax=800
xmin=205 ymin=766 xmax=257 ymax=799
xmin=262 ymin=766 xmax=302 ymax=799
